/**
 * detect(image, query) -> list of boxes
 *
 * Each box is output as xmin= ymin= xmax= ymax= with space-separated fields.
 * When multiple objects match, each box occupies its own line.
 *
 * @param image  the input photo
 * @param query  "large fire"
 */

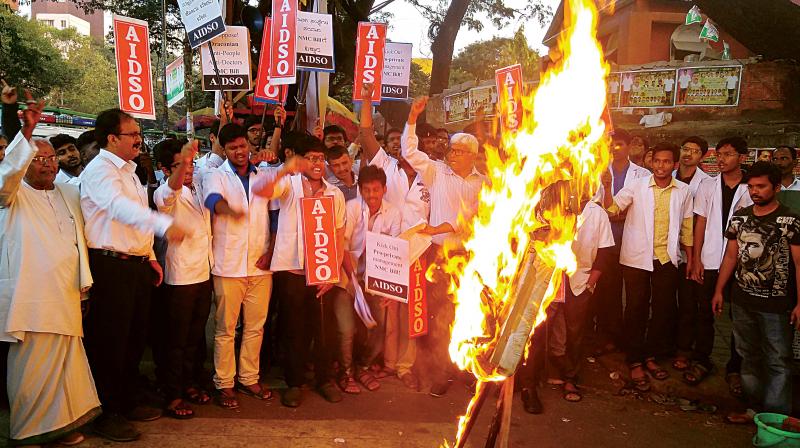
xmin=443 ymin=0 xmax=611 ymax=444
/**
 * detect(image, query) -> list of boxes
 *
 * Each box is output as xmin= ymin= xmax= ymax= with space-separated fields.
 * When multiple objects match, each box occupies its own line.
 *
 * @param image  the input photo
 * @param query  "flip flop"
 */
xmin=236 ymin=383 xmax=273 ymax=400
xmin=166 ymin=401 xmax=195 ymax=420
xmin=216 ymin=389 xmax=240 ymax=409
xmin=645 ymin=359 xmax=670 ymax=381
xmin=185 ymin=387 xmax=211 ymax=405
xmin=357 ymin=370 xmax=381 ymax=391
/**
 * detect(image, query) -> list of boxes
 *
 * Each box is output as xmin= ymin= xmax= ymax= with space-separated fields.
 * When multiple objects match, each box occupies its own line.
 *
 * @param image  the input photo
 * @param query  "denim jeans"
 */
xmin=731 ymin=302 xmax=793 ymax=414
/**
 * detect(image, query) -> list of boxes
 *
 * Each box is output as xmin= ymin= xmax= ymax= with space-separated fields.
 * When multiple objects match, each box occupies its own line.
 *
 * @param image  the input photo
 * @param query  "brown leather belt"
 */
xmin=90 ymin=249 xmax=149 ymax=263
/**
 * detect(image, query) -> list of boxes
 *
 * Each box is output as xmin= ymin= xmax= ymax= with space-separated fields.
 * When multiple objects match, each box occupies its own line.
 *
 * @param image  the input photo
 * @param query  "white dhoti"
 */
xmin=7 ymin=332 xmax=101 ymax=444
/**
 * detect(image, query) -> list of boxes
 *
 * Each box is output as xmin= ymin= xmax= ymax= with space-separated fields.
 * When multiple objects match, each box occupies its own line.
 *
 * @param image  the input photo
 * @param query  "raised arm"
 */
xmin=0 ymin=92 xmax=44 ymax=206
xmin=400 ymin=96 xmax=436 ymax=186
xmin=1 ymin=80 xmax=21 ymax=142
xmin=358 ymin=83 xmax=381 ymax=163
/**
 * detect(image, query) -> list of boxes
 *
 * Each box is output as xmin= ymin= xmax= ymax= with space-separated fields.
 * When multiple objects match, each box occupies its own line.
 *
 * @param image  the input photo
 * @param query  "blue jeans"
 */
xmin=731 ymin=302 xmax=793 ymax=414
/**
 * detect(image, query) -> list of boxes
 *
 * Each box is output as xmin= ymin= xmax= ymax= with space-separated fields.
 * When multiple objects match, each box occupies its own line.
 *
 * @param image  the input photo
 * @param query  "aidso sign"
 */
xmin=200 ymin=27 xmax=252 ymax=91
xmin=177 ymin=0 xmax=226 ymax=49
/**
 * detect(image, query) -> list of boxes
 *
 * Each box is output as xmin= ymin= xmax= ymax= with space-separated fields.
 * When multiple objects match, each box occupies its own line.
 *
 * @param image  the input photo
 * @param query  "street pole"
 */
xmin=161 ymin=0 xmax=169 ymax=137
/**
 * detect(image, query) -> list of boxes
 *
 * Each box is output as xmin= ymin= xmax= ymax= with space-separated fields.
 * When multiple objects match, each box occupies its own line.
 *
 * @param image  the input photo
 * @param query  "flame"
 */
xmin=443 ymin=0 xmax=611 ymax=444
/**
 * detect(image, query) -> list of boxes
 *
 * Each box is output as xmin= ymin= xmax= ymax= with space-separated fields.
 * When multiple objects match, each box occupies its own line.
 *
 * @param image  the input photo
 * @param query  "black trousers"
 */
xmin=676 ymin=265 xmax=716 ymax=367
xmin=623 ymin=261 xmax=679 ymax=365
xmin=594 ymin=249 xmax=624 ymax=348
xmin=416 ymin=247 xmax=457 ymax=386
xmin=275 ymin=272 xmax=337 ymax=388
xmin=563 ymin=283 xmax=593 ymax=380
xmin=162 ymin=280 xmax=213 ymax=401
xmin=84 ymin=252 xmax=155 ymax=414
xmin=518 ymin=318 xmax=549 ymax=390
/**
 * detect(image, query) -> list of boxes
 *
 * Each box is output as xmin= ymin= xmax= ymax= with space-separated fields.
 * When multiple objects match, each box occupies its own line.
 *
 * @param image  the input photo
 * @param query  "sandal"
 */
xmin=726 ymin=373 xmax=743 ymax=398
xmin=645 ymin=358 xmax=670 ymax=381
xmin=672 ymin=356 xmax=690 ymax=371
xmin=216 ymin=388 xmax=240 ymax=409
xmin=185 ymin=387 xmax=211 ymax=405
xmin=629 ymin=363 xmax=651 ymax=392
xmin=373 ymin=367 xmax=397 ymax=379
xmin=339 ymin=376 xmax=361 ymax=394
xmin=683 ymin=363 xmax=712 ymax=386
xmin=236 ymin=383 xmax=273 ymax=400
xmin=356 ymin=370 xmax=381 ymax=391
xmin=563 ymin=382 xmax=582 ymax=402
xmin=724 ymin=409 xmax=755 ymax=425
xmin=166 ymin=399 xmax=195 ymax=420
xmin=398 ymin=372 xmax=419 ymax=391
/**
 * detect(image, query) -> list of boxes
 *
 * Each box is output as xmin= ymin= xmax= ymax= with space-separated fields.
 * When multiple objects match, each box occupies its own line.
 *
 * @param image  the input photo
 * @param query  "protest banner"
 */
xmin=177 ymin=0 xmax=226 ymax=48
xmin=617 ymin=69 xmax=677 ymax=108
xmin=381 ymin=42 xmax=412 ymax=101
xmin=300 ymin=196 xmax=340 ymax=285
xmin=270 ymin=0 xmax=298 ymax=85
xmin=165 ymin=56 xmax=185 ymax=107
xmin=113 ymin=15 xmax=156 ymax=120
xmin=468 ymin=85 xmax=496 ymax=117
xmin=675 ymin=65 xmax=742 ymax=107
xmin=254 ymin=18 xmax=289 ymax=104
xmin=495 ymin=64 xmax=524 ymax=132
xmin=353 ymin=22 xmax=387 ymax=104
xmin=365 ymin=232 xmax=409 ymax=302
xmin=200 ymin=26 xmax=251 ymax=91
xmin=444 ymin=91 xmax=470 ymax=124
xmin=408 ymin=256 xmax=428 ymax=338
xmin=296 ymin=11 xmax=335 ymax=72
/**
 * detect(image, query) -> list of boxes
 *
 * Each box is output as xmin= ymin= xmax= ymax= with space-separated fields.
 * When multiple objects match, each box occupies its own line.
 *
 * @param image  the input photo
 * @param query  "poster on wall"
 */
xmin=607 ymin=72 xmax=621 ymax=108
xmin=675 ymin=65 xmax=742 ymax=107
xmin=443 ymin=91 xmax=470 ymax=124
xmin=617 ymin=69 xmax=676 ymax=108
xmin=468 ymin=85 xmax=497 ymax=117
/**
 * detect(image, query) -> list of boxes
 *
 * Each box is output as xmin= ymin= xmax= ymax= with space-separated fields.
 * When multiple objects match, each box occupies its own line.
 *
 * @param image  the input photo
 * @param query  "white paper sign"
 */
xmin=296 ymin=11 xmax=335 ymax=72
xmin=165 ymin=56 xmax=185 ymax=107
xmin=365 ymin=231 xmax=410 ymax=302
xmin=381 ymin=42 xmax=412 ymax=101
xmin=200 ymin=26 xmax=252 ymax=91
xmin=177 ymin=0 xmax=226 ymax=48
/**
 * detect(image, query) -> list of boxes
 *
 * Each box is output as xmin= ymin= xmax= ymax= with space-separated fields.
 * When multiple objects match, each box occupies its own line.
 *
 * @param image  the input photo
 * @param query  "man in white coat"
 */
xmin=0 ymin=96 xmax=101 ymax=446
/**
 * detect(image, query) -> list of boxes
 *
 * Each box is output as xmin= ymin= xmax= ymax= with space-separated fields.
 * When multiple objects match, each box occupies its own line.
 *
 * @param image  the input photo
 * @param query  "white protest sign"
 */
xmin=177 ymin=0 xmax=226 ymax=48
xmin=165 ymin=56 xmax=185 ymax=107
xmin=296 ymin=11 xmax=335 ymax=72
xmin=381 ymin=41 xmax=412 ymax=101
xmin=200 ymin=26 xmax=252 ymax=91
xmin=365 ymin=232 xmax=410 ymax=303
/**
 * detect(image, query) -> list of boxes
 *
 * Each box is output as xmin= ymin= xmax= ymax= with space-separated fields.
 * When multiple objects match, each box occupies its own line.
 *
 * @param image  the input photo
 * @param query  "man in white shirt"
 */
xmin=51 ymin=133 xmax=83 ymax=185
xmin=328 ymin=145 xmax=359 ymax=201
xmin=602 ymin=142 xmax=694 ymax=392
xmin=254 ymin=139 xmax=346 ymax=408
xmin=80 ymin=108 xmax=186 ymax=441
xmin=202 ymin=123 xmax=278 ymax=408
xmin=194 ymin=119 xmax=226 ymax=172
xmin=153 ymin=139 xmax=213 ymax=419
xmin=0 ymin=95 xmax=101 ymax=447
xmin=687 ymin=136 xmax=751 ymax=386
xmin=401 ymin=96 xmax=480 ymax=397
xmin=772 ymin=145 xmax=800 ymax=191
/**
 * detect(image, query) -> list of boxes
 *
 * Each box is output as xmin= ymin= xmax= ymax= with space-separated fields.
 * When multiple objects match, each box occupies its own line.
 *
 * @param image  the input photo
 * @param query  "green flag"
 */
xmin=685 ymin=5 xmax=702 ymax=25
xmin=699 ymin=19 xmax=719 ymax=42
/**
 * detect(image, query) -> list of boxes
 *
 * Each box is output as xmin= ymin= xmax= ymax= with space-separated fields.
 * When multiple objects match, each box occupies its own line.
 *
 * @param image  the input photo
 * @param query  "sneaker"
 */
xmin=281 ymin=386 xmax=303 ymax=408
xmin=93 ymin=413 xmax=141 ymax=442
xmin=318 ymin=381 xmax=343 ymax=403
xmin=125 ymin=405 xmax=163 ymax=422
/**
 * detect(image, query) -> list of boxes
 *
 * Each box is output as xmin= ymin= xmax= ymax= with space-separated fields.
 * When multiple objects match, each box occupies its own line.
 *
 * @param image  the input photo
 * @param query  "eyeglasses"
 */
xmin=305 ymin=155 xmax=325 ymax=163
xmin=247 ymin=128 xmax=262 ymax=134
xmin=117 ymin=132 xmax=142 ymax=139
xmin=31 ymin=155 xmax=58 ymax=164
xmin=680 ymin=146 xmax=702 ymax=154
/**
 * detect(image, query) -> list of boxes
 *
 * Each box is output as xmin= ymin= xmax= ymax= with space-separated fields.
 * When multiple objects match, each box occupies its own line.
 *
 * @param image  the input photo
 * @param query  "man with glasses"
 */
xmin=688 ymin=137 xmax=751 ymax=388
xmin=244 ymin=116 xmax=264 ymax=156
xmin=80 ymin=108 xmax=186 ymax=442
xmin=0 ymin=92 xmax=101 ymax=447
xmin=322 ymin=124 xmax=347 ymax=149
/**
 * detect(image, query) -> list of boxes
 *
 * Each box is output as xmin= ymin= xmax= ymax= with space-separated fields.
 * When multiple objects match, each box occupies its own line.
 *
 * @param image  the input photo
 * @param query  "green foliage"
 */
xmin=409 ymin=61 xmax=431 ymax=98
xmin=450 ymin=27 xmax=540 ymax=83
xmin=0 ymin=9 xmax=79 ymax=98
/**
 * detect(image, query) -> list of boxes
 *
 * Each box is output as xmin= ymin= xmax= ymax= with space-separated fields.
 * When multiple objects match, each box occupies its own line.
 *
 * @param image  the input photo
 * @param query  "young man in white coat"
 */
xmin=602 ymin=142 xmax=694 ymax=392
xmin=203 ymin=123 xmax=277 ymax=409
xmin=686 ymin=137 xmax=752 ymax=387
xmin=0 ymin=95 xmax=101 ymax=446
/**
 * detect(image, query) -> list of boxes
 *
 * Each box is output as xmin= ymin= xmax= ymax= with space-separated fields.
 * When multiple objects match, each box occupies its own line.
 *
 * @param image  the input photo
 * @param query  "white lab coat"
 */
xmin=672 ymin=167 xmax=710 ymax=197
xmin=693 ymin=176 xmax=752 ymax=270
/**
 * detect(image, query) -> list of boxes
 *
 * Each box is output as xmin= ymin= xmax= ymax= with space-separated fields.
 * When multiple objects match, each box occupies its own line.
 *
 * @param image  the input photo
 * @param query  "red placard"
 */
xmin=270 ymin=0 xmax=297 ymax=86
xmin=255 ymin=18 xmax=289 ymax=104
xmin=301 ymin=196 xmax=340 ymax=285
xmin=495 ymin=64 xmax=524 ymax=133
xmin=408 ymin=256 xmax=428 ymax=338
xmin=113 ymin=15 xmax=155 ymax=120
xmin=353 ymin=22 xmax=387 ymax=105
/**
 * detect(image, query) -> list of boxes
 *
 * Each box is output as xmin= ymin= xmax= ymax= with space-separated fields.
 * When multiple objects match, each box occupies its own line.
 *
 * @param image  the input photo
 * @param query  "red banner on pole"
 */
xmin=495 ymin=64 xmax=524 ymax=133
xmin=113 ymin=15 xmax=156 ymax=120
xmin=301 ymin=196 xmax=340 ymax=285
xmin=408 ymin=256 xmax=428 ymax=338
xmin=270 ymin=0 xmax=298 ymax=86
xmin=255 ymin=18 xmax=288 ymax=104
xmin=353 ymin=22 xmax=387 ymax=105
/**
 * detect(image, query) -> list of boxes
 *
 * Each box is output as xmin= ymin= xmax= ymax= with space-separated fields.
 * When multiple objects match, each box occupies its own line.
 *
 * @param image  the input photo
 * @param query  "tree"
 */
xmin=451 ymin=27 xmax=540 ymax=83
xmin=0 ymin=9 xmax=78 ymax=98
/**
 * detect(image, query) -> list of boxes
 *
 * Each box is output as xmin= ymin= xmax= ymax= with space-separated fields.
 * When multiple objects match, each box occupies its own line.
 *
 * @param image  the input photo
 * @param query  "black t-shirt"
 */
xmin=725 ymin=204 xmax=800 ymax=313
xmin=721 ymin=182 xmax=738 ymax=233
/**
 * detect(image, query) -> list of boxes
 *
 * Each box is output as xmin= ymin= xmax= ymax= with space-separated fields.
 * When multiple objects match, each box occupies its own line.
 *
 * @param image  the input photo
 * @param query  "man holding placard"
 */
xmin=253 ymin=138 xmax=347 ymax=408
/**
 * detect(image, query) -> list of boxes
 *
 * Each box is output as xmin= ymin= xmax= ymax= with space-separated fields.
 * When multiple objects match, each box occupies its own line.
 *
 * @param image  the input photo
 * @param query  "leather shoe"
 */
xmin=522 ymin=388 xmax=543 ymax=414
xmin=429 ymin=381 xmax=450 ymax=397
xmin=281 ymin=386 xmax=303 ymax=408
xmin=93 ymin=413 xmax=141 ymax=442
xmin=318 ymin=381 xmax=343 ymax=403
xmin=125 ymin=405 xmax=163 ymax=422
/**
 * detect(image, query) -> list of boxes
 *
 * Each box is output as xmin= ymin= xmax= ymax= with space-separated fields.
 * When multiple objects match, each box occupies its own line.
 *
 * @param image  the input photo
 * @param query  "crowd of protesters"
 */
xmin=1 ymin=79 xmax=800 ymax=446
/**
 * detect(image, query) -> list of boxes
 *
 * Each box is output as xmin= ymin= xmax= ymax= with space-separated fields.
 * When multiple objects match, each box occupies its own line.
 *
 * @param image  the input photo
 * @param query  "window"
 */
xmin=60 ymin=20 xmax=67 ymax=28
